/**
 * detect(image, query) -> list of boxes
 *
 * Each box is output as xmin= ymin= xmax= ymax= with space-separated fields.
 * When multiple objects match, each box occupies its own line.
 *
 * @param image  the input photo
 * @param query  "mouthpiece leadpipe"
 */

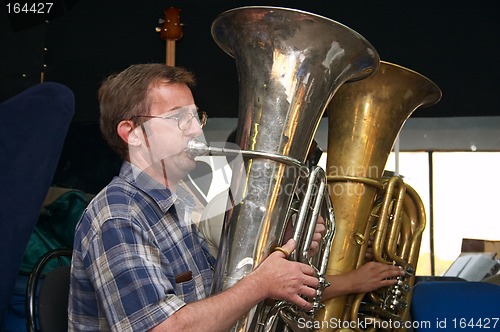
xmin=187 ymin=138 xmax=306 ymax=170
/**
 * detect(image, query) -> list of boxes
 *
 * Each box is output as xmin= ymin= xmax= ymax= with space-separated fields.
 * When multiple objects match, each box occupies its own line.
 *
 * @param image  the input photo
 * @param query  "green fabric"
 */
xmin=19 ymin=190 xmax=90 ymax=275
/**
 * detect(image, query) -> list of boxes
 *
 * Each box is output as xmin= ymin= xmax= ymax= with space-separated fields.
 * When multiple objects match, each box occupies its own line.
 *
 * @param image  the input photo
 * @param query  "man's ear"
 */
xmin=117 ymin=120 xmax=141 ymax=147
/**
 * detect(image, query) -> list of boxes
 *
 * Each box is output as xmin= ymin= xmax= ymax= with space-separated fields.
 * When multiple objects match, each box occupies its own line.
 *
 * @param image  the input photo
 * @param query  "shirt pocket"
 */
xmin=175 ymin=274 xmax=198 ymax=303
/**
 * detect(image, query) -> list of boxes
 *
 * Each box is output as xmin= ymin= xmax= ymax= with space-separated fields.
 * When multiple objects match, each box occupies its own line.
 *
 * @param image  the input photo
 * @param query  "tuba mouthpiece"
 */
xmin=186 ymin=138 xmax=210 ymax=158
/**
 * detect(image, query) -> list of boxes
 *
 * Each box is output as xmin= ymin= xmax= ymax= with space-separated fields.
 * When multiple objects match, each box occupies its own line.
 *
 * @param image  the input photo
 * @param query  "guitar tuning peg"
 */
xmin=158 ymin=18 xmax=165 ymax=24
xmin=155 ymin=27 xmax=162 ymax=32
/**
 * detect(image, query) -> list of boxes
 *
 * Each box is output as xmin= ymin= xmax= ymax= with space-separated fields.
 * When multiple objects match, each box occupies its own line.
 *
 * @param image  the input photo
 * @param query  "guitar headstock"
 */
xmin=158 ymin=7 xmax=183 ymax=41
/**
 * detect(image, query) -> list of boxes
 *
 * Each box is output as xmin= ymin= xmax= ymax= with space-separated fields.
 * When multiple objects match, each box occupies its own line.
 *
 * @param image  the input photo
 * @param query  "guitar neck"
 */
xmin=166 ymin=40 xmax=176 ymax=66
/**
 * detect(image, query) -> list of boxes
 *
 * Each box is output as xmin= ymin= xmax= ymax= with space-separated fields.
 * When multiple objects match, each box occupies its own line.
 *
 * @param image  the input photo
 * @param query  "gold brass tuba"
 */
xmin=204 ymin=6 xmax=379 ymax=332
xmin=316 ymin=61 xmax=442 ymax=331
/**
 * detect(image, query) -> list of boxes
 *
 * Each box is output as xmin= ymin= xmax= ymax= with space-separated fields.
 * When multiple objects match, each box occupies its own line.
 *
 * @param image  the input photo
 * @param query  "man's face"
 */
xmin=133 ymin=82 xmax=203 ymax=184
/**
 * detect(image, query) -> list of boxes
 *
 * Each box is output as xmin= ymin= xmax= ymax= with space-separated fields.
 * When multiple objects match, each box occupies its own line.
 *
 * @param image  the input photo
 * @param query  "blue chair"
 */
xmin=0 ymin=82 xmax=74 ymax=328
xmin=411 ymin=281 xmax=500 ymax=331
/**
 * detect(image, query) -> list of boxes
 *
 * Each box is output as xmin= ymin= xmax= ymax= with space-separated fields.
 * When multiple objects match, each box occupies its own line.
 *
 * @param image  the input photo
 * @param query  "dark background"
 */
xmin=1 ymin=0 xmax=499 ymax=193
xmin=2 ymin=0 xmax=499 ymax=120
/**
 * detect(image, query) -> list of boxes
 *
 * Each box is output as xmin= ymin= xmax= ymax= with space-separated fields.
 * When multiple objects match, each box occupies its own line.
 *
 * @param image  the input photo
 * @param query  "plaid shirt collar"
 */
xmin=120 ymin=161 xmax=195 ymax=214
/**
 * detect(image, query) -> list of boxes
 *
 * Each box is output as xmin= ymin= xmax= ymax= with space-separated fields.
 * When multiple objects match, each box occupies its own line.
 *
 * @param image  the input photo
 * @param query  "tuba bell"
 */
xmin=316 ymin=61 xmax=442 ymax=331
xmin=204 ymin=6 xmax=380 ymax=332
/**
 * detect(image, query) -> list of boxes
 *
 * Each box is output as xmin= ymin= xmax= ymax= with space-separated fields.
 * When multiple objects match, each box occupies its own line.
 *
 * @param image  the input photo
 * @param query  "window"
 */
xmin=320 ymin=150 xmax=500 ymax=276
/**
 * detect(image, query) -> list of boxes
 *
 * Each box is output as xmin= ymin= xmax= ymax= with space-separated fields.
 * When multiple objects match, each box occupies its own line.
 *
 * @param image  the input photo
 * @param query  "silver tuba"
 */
xmin=195 ymin=6 xmax=379 ymax=331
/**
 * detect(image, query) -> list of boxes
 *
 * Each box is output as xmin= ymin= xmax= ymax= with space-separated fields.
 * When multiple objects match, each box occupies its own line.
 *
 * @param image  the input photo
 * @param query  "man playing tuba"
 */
xmin=68 ymin=64 xmax=324 ymax=332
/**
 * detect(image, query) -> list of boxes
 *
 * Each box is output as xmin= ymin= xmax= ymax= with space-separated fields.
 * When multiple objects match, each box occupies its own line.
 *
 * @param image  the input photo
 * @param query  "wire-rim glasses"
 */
xmin=132 ymin=108 xmax=207 ymax=131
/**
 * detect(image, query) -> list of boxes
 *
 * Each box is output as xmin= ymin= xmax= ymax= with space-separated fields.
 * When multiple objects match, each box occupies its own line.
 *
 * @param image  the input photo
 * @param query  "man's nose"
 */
xmin=184 ymin=117 xmax=204 ymax=136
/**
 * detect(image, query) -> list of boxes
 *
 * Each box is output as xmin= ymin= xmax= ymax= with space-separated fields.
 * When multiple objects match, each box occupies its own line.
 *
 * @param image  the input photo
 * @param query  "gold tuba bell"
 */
xmin=197 ymin=6 xmax=380 ymax=332
xmin=316 ymin=61 xmax=442 ymax=331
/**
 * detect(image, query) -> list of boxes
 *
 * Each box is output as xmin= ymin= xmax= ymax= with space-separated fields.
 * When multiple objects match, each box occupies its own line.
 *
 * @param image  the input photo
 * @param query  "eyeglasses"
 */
xmin=132 ymin=109 xmax=207 ymax=131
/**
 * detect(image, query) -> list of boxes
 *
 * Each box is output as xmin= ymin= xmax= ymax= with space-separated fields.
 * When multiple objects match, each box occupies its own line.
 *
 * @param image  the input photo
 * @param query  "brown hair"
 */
xmin=98 ymin=63 xmax=196 ymax=159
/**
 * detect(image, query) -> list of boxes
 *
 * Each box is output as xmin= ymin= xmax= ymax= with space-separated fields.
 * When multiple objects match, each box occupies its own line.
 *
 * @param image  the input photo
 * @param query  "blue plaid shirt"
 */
xmin=68 ymin=162 xmax=216 ymax=331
